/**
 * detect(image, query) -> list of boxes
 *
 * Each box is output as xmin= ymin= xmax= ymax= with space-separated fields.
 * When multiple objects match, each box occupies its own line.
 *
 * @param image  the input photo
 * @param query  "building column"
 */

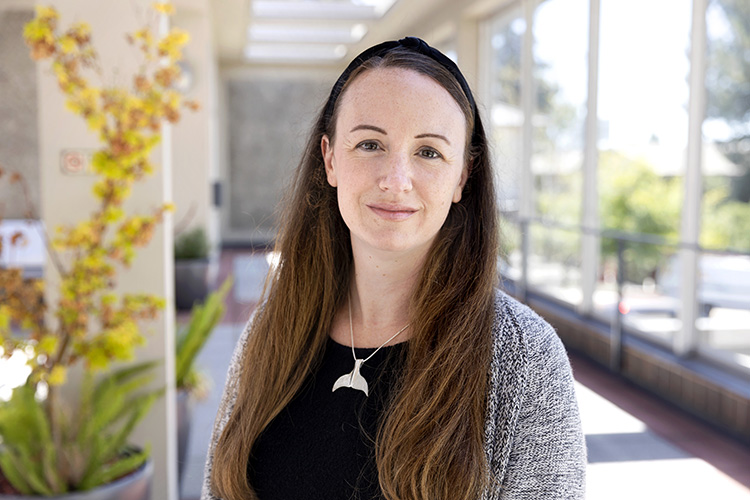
xmin=580 ymin=0 xmax=601 ymax=316
xmin=676 ymin=0 xmax=708 ymax=357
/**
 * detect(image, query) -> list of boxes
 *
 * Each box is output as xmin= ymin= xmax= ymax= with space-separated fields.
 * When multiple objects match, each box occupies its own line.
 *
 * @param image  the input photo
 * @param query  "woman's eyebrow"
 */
xmin=349 ymin=125 xmax=451 ymax=146
xmin=350 ymin=124 xmax=387 ymax=135
xmin=415 ymin=133 xmax=451 ymax=145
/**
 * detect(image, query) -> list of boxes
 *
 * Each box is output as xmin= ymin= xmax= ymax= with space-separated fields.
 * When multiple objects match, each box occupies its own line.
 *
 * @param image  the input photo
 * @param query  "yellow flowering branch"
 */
xmin=0 ymin=5 xmax=197 ymax=481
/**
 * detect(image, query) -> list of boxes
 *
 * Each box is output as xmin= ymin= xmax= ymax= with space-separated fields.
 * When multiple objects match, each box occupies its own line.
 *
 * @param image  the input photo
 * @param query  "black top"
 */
xmin=248 ymin=337 xmax=407 ymax=500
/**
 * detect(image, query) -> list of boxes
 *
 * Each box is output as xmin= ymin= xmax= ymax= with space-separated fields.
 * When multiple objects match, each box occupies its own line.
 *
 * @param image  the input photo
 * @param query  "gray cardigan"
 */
xmin=201 ymin=290 xmax=586 ymax=499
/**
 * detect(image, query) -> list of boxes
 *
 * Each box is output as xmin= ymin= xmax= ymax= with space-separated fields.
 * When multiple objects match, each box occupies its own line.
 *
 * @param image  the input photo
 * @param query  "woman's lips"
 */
xmin=368 ymin=204 xmax=417 ymax=221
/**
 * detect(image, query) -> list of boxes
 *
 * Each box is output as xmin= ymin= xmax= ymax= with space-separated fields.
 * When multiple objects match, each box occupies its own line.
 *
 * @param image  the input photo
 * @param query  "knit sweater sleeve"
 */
xmin=200 ymin=316 xmax=255 ymax=500
xmin=498 ymin=301 xmax=587 ymax=499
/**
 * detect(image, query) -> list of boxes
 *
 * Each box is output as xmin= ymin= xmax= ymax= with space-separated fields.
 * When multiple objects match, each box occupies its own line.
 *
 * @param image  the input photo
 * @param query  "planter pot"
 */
xmin=176 ymin=389 xmax=194 ymax=485
xmin=0 ymin=459 xmax=152 ymax=500
xmin=174 ymin=258 xmax=209 ymax=310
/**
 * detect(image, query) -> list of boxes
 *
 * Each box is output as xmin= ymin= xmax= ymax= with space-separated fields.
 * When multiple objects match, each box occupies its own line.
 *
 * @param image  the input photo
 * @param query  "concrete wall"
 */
xmin=0 ymin=8 xmax=39 ymax=219
xmin=173 ymin=1 xmax=221 ymax=277
xmin=222 ymin=69 xmax=335 ymax=244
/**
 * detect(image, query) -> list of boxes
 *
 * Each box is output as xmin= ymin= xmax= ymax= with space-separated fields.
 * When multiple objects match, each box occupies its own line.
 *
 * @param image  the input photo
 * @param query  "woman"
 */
xmin=202 ymin=37 xmax=586 ymax=500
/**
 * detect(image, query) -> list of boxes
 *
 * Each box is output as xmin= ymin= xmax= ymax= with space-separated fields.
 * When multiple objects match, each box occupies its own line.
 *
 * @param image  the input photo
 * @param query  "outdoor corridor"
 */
xmin=179 ymin=250 xmax=750 ymax=500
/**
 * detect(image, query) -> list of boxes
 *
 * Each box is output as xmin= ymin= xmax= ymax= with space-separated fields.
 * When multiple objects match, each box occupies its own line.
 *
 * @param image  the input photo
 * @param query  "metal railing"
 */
xmin=502 ymin=214 xmax=750 ymax=372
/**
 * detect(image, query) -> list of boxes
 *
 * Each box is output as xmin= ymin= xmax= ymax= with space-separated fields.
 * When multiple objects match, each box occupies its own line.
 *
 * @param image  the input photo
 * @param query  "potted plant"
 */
xmin=174 ymin=227 xmax=211 ymax=310
xmin=0 ymin=4 xmax=196 ymax=497
xmin=174 ymin=276 xmax=232 ymax=483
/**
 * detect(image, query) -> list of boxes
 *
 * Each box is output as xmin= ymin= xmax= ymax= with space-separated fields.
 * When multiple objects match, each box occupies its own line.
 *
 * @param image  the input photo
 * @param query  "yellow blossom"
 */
xmin=59 ymin=36 xmax=76 ymax=54
xmin=152 ymin=2 xmax=175 ymax=15
xmin=34 ymin=6 xmax=59 ymax=21
xmin=0 ymin=305 xmax=10 ymax=332
xmin=65 ymin=99 xmax=81 ymax=113
xmin=157 ymin=29 xmax=189 ymax=61
xmin=86 ymin=348 xmax=109 ymax=371
xmin=38 ymin=335 xmax=59 ymax=356
xmin=48 ymin=365 xmax=67 ymax=386
xmin=87 ymin=113 xmax=106 ymax=131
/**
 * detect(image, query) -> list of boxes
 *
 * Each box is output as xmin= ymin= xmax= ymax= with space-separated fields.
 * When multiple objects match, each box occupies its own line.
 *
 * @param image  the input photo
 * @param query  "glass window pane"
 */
xmin=499 ymin=218 xmax=522 ymax=283
xmin=699 ymin=0 xmax=750 ymax=367
xmin=532 ymin=0 xmax=588 ymax=225
xmin=526 ymin=0 xmax=588 ymax=305
xmin=695 ymin=253 xmax=750 ymax=368
xmin=528 ymin=222 xmax=582 ymax=305
xmin=488 ymin=11 xmax=525 ymax=215
xmin=594 ymin=0 xmax=692 ymax=339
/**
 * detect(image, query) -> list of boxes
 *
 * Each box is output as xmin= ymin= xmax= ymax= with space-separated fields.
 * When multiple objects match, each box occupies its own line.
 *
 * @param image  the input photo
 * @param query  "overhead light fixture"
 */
xmin=253 ymin=1 xmax=379 ymax=20
xmin=350 ymin=23 xmax=368 ymax=41
xmin=351 ymin=0 xmax=397 ymax=15
xmin=244 ymin=43 xmax=349 ymax=62
xmin=249 ymin=24 xmax=367 ymax=44
xmin=334 ymin=44 xmax=347 ymax=58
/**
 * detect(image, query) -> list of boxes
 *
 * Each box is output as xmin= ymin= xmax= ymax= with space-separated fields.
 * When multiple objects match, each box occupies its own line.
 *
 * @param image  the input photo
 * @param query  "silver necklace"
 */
xmin=331 ymin=295 xmax=409 ymax=397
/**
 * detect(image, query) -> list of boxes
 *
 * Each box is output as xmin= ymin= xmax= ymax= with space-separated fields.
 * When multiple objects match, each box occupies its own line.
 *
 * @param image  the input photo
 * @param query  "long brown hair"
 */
xmin=211 ymin=47 xmax=498 ymax=500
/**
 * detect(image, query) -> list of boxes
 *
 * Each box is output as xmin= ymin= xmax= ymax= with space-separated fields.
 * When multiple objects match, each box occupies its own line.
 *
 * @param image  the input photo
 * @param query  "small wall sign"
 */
xmin=60 ymin=149 xmax=94 ymax=175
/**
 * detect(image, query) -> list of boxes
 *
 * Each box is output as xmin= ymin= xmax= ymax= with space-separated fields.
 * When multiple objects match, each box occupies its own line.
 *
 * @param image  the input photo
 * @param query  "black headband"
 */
xmin=323 ymin=37 xmax=479 ymax=139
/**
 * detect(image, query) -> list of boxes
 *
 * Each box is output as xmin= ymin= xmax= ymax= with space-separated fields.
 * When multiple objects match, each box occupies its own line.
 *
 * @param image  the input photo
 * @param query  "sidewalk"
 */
xmin=573 ymin=352 xmax=750 ymax=499
xmin=179 ymin=251 xmax=750 ymax=499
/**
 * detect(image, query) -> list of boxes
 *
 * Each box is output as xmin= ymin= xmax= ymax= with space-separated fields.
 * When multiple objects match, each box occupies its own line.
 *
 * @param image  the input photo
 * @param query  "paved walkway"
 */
xmin=179 ymin=251 xmax=750 ymax=499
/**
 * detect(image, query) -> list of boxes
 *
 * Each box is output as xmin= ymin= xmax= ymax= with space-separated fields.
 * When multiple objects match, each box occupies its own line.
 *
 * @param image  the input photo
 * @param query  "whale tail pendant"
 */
xmin=332 ymin=358 xmax=369 ymax=396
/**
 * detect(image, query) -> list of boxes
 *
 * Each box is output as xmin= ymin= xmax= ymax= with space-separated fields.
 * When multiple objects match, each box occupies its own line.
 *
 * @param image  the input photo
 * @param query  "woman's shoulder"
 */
xmin=491 ymin=289 xmax=560 ymax=348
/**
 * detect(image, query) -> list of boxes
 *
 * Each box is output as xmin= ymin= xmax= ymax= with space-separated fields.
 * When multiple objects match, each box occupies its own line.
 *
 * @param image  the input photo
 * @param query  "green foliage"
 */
xmin=529 ymin=149 xmax=750 ymax=283
xmin=0 ymin=363 xmax=161 ymax=494
xmin=176 ymin=278 xmax=232 ymax=396
xmin=599 ymin=151 xmax=682 ymax=240
xmin=174 ymin=227 xmax=210 ymax=260
xmin=701 ymin=184 xmax=750 ymax=251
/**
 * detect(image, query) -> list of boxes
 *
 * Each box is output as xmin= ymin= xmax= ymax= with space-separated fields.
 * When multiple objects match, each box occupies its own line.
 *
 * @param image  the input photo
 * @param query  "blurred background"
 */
xmin=1 ymin=0 xmax=749 ymax=499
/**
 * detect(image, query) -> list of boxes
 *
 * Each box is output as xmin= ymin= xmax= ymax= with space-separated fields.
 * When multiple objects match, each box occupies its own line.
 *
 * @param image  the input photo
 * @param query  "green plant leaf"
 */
xmin=82 ymin=444 xmax=150 ymax=490
xmin=0 ymin=450 xmax=33 ymax=495
xmin=102 ymin=389 xmax=163 ymax=459
xmin=175 ymin=277 xmax=231 ymax=388
xmin=91 ymin=360 xmax=159 ymax=409
xmin=79 ymin=388 xmax=160 ymax=489
xmin=85 ymin=373 xmax=155 ymax=437
xmin=14 ymin=444 xmax=53 ymax=495
xmin=42 ymin=441 xmax=64 ymax=494
xmin=77 ymin=362 xmax=161 ymax=483
xmin=174 ymin=227 xmax=209 ymax=259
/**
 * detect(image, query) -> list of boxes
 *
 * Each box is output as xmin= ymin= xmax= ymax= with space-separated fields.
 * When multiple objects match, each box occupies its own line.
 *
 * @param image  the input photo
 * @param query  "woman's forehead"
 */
xmin=335 ymin=67 xmax=467 ymax=135
xmin=340 ymin=67 xmax=453 ymax=105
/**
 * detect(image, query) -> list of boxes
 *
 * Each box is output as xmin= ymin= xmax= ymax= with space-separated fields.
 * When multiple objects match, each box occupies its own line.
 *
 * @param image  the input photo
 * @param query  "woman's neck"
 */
xmin=330 ymin=244 xmax=426 ymax=348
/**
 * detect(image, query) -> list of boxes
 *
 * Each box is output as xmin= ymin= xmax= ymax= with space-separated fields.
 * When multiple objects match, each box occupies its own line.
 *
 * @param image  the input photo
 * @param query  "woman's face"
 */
xmin=322 ymin=67 xmax=468 ymax=259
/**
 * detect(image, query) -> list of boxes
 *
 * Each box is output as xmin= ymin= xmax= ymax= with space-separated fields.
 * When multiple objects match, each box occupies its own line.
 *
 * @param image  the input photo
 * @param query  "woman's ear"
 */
xmin=321 ymin=135 xmax=337 ymax=188
xmin=453 ymin=162 xmax=470 ymax=203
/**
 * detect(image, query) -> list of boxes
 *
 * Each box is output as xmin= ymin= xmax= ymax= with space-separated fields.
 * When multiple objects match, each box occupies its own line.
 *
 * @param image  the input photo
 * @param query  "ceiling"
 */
xmin=210 ymin=0 xmax=481 ymax=67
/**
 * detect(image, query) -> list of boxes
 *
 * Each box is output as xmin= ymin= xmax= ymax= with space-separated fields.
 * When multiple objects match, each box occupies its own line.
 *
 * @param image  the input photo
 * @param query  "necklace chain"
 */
xmin=347 ymin=293 xmax=410 ymax=365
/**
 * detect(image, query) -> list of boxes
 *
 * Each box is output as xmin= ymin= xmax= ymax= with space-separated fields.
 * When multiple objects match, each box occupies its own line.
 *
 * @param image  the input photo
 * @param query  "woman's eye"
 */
xmin=357 ymin=141 xmax=380 ymax=151
xmin=418 ymin=148 xmax=442 ymax=159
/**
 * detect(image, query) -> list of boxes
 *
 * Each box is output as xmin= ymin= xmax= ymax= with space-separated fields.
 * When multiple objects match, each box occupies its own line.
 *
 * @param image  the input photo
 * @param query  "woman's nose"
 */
xmin=378 ymin=153 xmax=412 ymax=193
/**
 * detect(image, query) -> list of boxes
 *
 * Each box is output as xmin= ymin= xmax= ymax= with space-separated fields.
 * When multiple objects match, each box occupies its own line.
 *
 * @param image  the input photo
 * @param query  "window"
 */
xmin=594 ymin=0 xmax=692 ymax=342
xmin=527 ymin=0 xmax=589 ymax=305
xmin=699 ymin=0 xmax=750 ymax=367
